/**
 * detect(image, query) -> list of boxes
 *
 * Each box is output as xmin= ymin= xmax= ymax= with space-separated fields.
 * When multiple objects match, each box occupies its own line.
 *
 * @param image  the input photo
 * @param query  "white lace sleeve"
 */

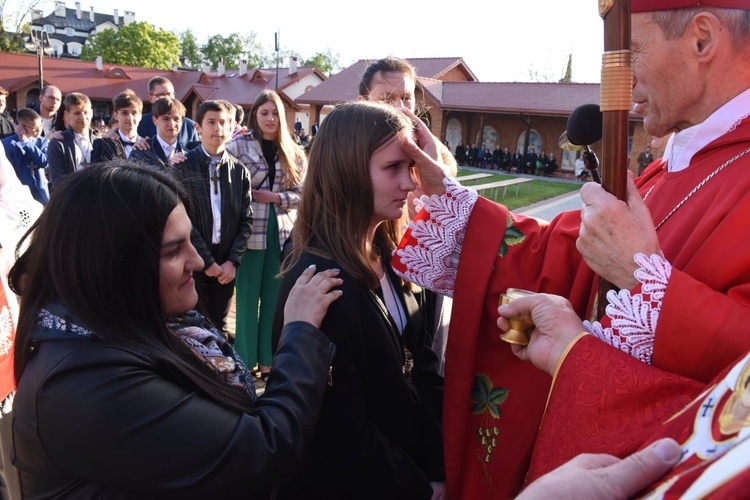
xmin=394 ymin=177 xmax=478 ymax=297
xmin=584 ymin=253 xmax=671 ymax=364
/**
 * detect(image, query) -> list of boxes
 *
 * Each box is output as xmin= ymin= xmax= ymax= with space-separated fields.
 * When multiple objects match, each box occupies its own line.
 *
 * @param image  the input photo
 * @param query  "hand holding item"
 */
xmin=497 ymin=292 xmax=586 ymax=376
xmin=283 ymin=265 xmax=343 ymax=329
xmin=577 ymin=170 xmax=660 ymax=290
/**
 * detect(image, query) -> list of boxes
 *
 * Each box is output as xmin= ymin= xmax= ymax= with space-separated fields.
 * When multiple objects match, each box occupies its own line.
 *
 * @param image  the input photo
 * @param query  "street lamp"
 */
xmin=25 ymin=28 xmax=54 ymax=93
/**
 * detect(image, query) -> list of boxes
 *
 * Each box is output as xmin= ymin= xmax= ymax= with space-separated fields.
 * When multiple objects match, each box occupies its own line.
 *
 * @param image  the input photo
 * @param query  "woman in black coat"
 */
xmin=9 ymin=163 xmax=342 ymax=499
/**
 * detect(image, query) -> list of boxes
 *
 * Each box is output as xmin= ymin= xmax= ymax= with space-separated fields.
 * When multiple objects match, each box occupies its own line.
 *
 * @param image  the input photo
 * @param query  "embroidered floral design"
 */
xmin=394 ymin=177 xmax=478 ymax=296
xmin=585 ymin=253 xmax=671 ymax=364
xmin=0 ymin=305 xmax=13 ymax=356
xmin=499 ymin=214 xmax=525 ymax=257
xmin=471 ymin=373 xmax=509 ymax=463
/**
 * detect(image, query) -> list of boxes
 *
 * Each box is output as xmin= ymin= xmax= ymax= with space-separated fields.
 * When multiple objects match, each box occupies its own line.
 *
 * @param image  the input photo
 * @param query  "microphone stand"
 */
xmin=582 ymin=147 xmax=601 ymax=184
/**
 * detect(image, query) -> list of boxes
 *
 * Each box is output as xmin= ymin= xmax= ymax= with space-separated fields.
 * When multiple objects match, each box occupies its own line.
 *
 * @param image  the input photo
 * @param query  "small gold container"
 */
xmin=499 ymin=288 xmax=535 ymax=346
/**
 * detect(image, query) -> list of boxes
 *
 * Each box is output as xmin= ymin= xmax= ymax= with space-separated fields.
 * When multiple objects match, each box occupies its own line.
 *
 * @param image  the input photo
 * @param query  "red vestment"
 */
xmin=528 ymin=334 xmax=750 ymax=498
xmin=393 ymin=117 xmax=750 ymax=499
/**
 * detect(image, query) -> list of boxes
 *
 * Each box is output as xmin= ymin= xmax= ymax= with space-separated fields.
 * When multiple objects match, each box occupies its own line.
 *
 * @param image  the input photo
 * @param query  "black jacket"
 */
xmin=172 ymin=147 xmax=252 ymax=268
xmin=272 ymin=253 xmax=445 ymax=500
xmin=128 ymin=136 xmax=180 ymax=170
xmin=47 ymin=127 xmax=95 ymax=186
xmin=13 ymin=306 xmax=336 ymax=499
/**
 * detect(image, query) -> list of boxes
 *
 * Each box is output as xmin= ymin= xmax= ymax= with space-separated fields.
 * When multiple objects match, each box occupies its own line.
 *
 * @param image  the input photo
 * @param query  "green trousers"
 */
xmin=234 ymin=210 xmax=281 ymax=368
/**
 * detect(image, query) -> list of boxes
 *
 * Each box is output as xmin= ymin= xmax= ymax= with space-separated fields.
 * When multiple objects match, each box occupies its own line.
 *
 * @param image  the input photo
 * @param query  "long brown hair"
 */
xmin=282 ymin=101 xmax=411 ymax=289
xmin=248 ymin=90 xmax=305 ymax=189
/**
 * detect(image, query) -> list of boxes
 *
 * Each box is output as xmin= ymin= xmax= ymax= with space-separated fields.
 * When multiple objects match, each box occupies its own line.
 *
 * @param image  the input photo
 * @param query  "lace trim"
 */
xmin=0 ymin=303 xmax=13 ymax=356
xmin=584 ymin=253 xmax=671 ymax=364
xmin=395 ymin=177 xmax=478 ymax=296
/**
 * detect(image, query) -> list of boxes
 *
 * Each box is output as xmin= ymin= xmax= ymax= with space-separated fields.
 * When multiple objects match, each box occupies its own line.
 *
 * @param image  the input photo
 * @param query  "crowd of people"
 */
xmin=454 ymin=142 xmax=558 ymax=176
xmin=1 ymin=1 xmax=750 ymax=498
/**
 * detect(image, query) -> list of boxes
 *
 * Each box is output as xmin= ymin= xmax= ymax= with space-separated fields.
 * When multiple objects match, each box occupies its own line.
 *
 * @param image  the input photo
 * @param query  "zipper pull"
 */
xmin=328 ymin=365 xmax=333 ymax=386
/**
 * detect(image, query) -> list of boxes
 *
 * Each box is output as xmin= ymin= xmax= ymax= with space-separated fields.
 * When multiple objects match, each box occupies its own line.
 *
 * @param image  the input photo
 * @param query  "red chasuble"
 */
xmin=0 ymin=284 xmax=15 ymax=402
xmin=393 ymin=117 xmax=750 ymax=499
xmin=527 ymin=334 xmax=750 ymax=498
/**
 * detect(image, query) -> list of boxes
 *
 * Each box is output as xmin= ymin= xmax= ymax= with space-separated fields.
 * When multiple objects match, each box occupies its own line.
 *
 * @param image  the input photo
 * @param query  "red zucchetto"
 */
xmin=632 ymin=0 xmax=748 ymax=12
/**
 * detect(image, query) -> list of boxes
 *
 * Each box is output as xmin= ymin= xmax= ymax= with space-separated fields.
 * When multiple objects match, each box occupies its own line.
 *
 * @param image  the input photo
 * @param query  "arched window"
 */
xmin=444 ymin=118 xmax=462 ymax=157
xmin=517 ymin=129 xmax=542 ymax=155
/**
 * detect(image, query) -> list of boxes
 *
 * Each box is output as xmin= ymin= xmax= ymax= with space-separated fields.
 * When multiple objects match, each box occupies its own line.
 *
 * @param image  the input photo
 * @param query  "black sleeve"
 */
xmin=227 ymin=167 xmax=253 ymax=266
xmin=26 ymin=324 xmax=334 ymax=498
xmin=46 ymin=139 xmax=67 ymax=185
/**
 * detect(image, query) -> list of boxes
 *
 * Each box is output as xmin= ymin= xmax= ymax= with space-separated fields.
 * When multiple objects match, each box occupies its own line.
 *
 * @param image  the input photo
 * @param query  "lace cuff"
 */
xmin=394 ymin=177 xmax=478 ymax=296
xmin=584 ymin=253 xmax=671 ymax=364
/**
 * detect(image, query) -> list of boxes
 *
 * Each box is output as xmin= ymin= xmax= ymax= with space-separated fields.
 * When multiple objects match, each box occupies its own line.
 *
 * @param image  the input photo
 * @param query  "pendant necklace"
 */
xmin=643 ymin=146 xmax=750 ymax=230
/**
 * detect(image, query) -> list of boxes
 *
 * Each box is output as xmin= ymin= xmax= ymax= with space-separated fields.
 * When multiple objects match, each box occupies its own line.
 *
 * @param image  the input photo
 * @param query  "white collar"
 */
xmin=664 ymin=87 xmax=750 ymax=172
xmin=118 ymin=129 xmax=138 ymax=143
xmin=156 ymin=135 xmax=177 ymax=152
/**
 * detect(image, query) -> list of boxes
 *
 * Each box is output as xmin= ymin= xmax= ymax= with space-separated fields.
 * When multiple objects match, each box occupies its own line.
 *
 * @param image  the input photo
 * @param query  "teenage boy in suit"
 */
xmin=91 ymin=90 xmax=142 ymax=162
xmin=47 ymin=93 xmax=93 ymax=187
xmin=137 ymin=76 xmax=199 ymax=146
xmin=129 ymin=97 xmax=187 ymax=170
xmin=172 ymin=100 xmax=252 ymax=332
xmin=2 ymin=108 xmax=49 ymax=204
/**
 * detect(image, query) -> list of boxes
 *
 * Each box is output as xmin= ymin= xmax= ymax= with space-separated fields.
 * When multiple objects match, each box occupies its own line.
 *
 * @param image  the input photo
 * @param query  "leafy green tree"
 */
xmin=302 ymin=49 xmax=340 ymax=76
xmin=81 ymin=22 xmax=180 ymax=69
xmin=200 ymin=32 xmax=272 ymax=70
xmin=179 ymin=29 xmax=201 ymax=68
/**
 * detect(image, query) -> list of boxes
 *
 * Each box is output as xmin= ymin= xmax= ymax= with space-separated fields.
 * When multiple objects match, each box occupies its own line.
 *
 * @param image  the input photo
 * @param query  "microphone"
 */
xmin=566 ymin=103 xmax=602 ymax=146
xmin=558 ymin=104 xmax=603 ymax=183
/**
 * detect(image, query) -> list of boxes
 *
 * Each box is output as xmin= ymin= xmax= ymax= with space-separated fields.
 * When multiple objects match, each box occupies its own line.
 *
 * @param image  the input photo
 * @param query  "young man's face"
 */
xmin=0 ymin=95 xmax=6 ymax=114
xmin=40 ymin=88 xmax=62 ymax=114
xmin=149 ymin=83 xmax=175 ymax=104
xmin=195 ymin=110 xmax=229 ymax=153
xmin=65 ymin=103 xmax=92 ymax=135
xmin=115 ymin=105 xmax=142 ymax=137
xmin=20 ymin=118 xmax=43 ymax=139
xmin=153 ymin=111 xmax=183 ymax=143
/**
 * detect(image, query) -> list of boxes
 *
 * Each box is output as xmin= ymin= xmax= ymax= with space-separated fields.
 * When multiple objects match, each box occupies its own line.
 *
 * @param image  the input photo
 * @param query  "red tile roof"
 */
xmin=297 ymin=57 xmax=476 ymax=105
xmin=0 ymin=52 xmax=323 ymax=108
xmin=437 ymin=81 xmax=603 ymax=116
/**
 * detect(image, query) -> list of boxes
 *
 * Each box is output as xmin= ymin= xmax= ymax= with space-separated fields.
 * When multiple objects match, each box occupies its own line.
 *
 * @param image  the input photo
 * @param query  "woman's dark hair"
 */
xmin=9 ymin=162 xmax=255 ymax=413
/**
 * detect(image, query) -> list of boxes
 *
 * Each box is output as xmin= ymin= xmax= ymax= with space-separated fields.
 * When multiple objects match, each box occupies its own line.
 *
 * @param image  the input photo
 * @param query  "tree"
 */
xmin=80 ymin=22 xmax=180 ymax=69
xmin=302 ymin=49 xmax=340 ymax=76
xmin=0 ymin=0 xmax=45 ymax=53
xmin=179 ymin=29 xmax=201 ymax=69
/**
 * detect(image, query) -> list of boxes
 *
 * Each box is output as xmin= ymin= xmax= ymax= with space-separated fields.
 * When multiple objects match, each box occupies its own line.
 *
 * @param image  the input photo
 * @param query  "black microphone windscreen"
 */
xmin=566 ymin=104 xmax=603 ymax=146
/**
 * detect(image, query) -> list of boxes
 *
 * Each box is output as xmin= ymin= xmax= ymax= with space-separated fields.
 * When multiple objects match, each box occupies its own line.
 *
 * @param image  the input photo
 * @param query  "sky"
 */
xmin=11 ymin=0 xmax=606 ymax=83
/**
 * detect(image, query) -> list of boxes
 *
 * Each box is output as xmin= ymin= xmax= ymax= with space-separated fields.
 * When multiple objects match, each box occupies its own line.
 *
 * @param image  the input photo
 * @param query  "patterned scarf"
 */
xmin=165 ymin=310 xmax=257 ymax=402
xmin=36 ymin=306 xmax=257 ymax=402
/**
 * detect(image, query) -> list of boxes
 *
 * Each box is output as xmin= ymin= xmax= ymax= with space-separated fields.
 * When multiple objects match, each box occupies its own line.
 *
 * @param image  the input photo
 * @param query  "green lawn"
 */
xmin=456 ymin=169 xmax=581 ymax=211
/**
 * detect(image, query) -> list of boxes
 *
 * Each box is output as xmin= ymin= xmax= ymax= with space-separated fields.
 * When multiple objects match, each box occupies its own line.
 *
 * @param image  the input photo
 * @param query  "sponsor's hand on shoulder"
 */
xmin=284 ymin=266 xmax=343 ymax=329
xmin=132 ymin=136 xmax=151 ymax=151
